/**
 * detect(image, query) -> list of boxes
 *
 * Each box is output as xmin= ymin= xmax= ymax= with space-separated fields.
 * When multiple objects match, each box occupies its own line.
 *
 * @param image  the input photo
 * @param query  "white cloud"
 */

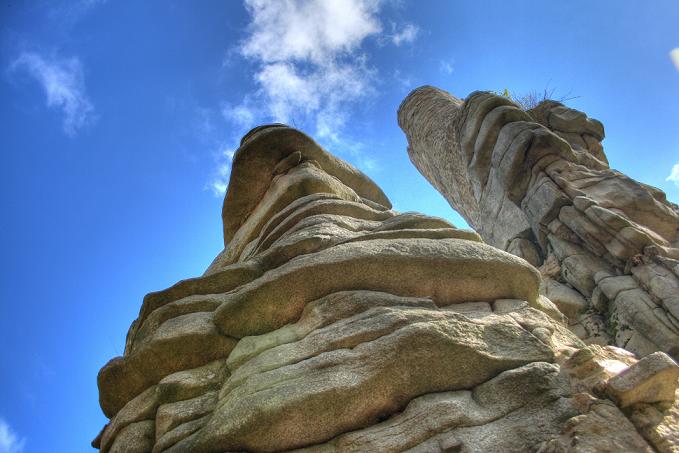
xmin=666 ymin=162 xmax=679 ymax=187
xmin=207 ymin=145 xmax=236 ymax=196
xmin=0 ymin=418 xmax=25 ymax=453
xmin=222 ymin=102 xmax=259 ymax=129
xmin=390 ymin=23 xmax=418 ymax=46
xmin=671 ymin=48 xmax=679 ymax=72
xmin=241 ymin=0 xmax=381 ymax=64
xmin=10 ymin=52 xmax=95 ymax=136
xmin=212 ymin=0 xmax=417 ymax=194
xmin=228 ymin=0 xmax=384 ymax=143
xmin=439 ymin=59 xmax=454 ymax=75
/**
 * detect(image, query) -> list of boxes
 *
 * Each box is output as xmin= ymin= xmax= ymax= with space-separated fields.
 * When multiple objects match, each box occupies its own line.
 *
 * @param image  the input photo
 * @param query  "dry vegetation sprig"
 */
xmin=496 ymin=85 xmax=580 ymax=110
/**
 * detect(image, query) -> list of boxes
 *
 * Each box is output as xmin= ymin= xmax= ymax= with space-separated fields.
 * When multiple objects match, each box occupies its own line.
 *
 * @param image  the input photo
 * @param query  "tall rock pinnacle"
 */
xmin=399 ymin=86 xmax=679 ymax=358
xmin=94 ymin=123 xmax=679 ymax=452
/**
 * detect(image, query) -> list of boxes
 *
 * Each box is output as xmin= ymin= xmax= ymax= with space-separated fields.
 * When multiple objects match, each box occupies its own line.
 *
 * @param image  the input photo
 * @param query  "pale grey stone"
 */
xmin=100 ymin=386 xmax=159 ymax=453
xmin=542 ymin=278 xmax=587 ymax=323
xmin=157 ymin=360 xmax=228 ymax=404
xmin=108 ymin=420 xmax=155 ymax=453
xmin=155 ymin=391 xmax=217 ymax=440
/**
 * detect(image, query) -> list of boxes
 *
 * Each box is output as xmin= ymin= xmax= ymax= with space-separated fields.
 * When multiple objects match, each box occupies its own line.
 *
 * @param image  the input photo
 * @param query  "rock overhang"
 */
xmin=221 ymin=124 xmax=392 ymax=245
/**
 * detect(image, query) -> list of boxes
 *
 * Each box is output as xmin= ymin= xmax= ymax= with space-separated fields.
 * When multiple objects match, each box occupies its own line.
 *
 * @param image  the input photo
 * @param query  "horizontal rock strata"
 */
xmin=95 ymin=124 xmax=679 ymax=452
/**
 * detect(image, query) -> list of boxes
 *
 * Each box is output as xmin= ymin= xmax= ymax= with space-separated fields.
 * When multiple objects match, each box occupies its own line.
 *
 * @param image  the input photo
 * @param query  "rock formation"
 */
xmin=399 ymin=86 xmax=679 ymax=359
xmin=94 ymin=124 xmax=679 ymax=452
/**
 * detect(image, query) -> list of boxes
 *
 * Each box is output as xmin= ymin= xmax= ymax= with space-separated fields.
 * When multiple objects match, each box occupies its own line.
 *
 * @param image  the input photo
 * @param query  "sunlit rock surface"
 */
xmin=94 ymin=124 xmax=678 ymax=452
xmin=399 ymin=86 xmax=679 ymax=359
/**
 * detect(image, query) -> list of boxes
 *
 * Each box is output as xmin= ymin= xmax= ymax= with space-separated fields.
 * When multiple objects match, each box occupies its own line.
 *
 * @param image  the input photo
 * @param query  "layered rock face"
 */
xmin=399 ymin=86 xmax=679 ymax=358
xmin=95 ymin=124 xmax=679 ymax=452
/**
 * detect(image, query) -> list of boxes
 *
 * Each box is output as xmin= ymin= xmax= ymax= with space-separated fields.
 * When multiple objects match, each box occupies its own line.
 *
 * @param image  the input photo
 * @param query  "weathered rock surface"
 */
xmin=399 ymin=85 xmax=679 ymax=359
xmin=96 ymin=124 xmax=679 ymax=451
xmin=606 ymin=352 xmax=679 ymax=407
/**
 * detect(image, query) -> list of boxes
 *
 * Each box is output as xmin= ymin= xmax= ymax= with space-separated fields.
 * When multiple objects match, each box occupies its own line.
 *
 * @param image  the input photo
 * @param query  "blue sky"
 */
xmin=1 ymin=1 xmax=678 ymax=451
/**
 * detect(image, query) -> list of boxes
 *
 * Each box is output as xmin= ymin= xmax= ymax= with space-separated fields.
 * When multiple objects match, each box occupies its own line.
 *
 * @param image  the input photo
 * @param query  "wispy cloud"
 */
xmin=439 ymin=59 xmax=454 ymax=75
xmin=222 ymin=100 xmax=259 ymax=130
xmin=230 ymin=0 xmax=382 ymax=142
xmin=240 ymin=0 xmax=382 ymax=65
xmin=671 ymin=48 xmax=679 ymax=72
xmin=0 ymin=418 xmax=25 ymax=453
xmin=393 ymin=69 xmax=413 ymax=89
xmin=390 ymin=23 xmax=419 ymax=46
xmin=667 ymin=162 xmax=679 ymax=187
xmin=209 ymin=0 xmax=420 ymax=196
xmin=207 ymin=144 xmax=236 ymax=196
xmin=10 ymin=52 xmax=95 ymax=136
